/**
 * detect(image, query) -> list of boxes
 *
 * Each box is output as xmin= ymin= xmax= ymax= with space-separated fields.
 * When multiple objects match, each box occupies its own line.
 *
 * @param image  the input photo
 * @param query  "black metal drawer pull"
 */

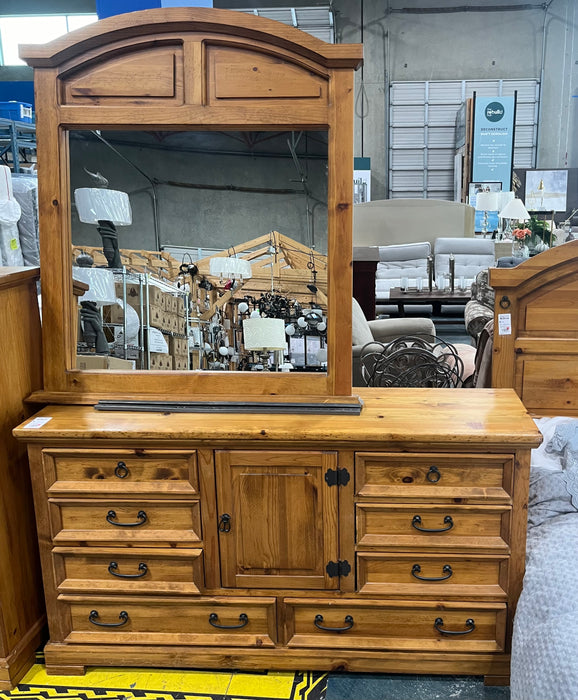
xmin=218 ymin=513 xmax=231 ymax=532
xmin=114 ymin=461 xmax=129 ymax=478
xmin=426 ymin=465 xmax=441 ymax=482
xmin=108 ymin=561 xmax=148 ymax=579
xmin=314 ymin=614 xmax=354 ymax=633
xmin=208 ymin=612 xmax=248 ymax=629
xmin=106 ymin=509 xmax=147 ymax=527
xmin=412 ymin=515 xmax=453 ymax=533
xmin=412 ymin=564 xmax=453 ymax=581
xmin=434 ymin=617 xmax=475 ymax=635
xmin=89 ymin=610 xmax=129 ymax=627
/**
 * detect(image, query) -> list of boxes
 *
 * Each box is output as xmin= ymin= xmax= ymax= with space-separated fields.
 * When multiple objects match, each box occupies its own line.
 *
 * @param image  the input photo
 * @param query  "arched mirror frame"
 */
xmin=21 ymin=8 xmax=363 ymax=405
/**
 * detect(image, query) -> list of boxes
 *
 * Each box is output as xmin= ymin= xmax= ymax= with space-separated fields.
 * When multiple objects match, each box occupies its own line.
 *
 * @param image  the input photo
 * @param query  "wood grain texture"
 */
xmin=21 ymin=7 xmax=361 ymax=403
xmin=490 ymin=240 xmax=578 ymax=417
xmin=0 ymin=268 xmax=45 ymax=689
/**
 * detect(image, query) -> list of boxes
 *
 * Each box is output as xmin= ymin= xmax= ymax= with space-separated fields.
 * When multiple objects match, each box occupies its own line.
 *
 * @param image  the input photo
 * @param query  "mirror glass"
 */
xmin=69 ymin=129 xmax=329 ymax=373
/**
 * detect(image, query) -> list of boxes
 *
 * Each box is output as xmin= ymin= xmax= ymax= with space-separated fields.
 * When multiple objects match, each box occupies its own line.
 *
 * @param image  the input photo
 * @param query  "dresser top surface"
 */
xmin=14 ymin=388 xmax=542 ymax=448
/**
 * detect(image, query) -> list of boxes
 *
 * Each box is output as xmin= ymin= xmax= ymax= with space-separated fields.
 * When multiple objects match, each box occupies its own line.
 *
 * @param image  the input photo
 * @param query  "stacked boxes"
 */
xmin=106 ymin=279 xmax=189 ymax=370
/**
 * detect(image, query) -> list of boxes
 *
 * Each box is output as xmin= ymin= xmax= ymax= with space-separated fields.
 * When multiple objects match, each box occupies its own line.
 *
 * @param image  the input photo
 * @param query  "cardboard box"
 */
xmin=172 ymin=355 xmax=189 ymax=371
xmin=169 ymin=336 xmax=188 ymax=356
xmin=76 ymin=355 xmax=135 ymax=370
xmin=149 ymin=352 xmax=172 ymax=370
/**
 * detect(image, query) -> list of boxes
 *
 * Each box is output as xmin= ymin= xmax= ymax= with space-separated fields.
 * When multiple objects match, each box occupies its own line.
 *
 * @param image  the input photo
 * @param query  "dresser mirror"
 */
xmin=21 ymin=7 xmax=362 ymax=403
xmin=69 ymin=127 xmax=329 ymax=376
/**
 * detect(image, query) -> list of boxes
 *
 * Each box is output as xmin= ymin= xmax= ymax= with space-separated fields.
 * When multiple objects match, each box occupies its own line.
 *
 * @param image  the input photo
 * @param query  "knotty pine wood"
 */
xmin=20 ymin=8 xmax=362 ymax=402
xmin=15 ymin=390 xmax=541 ymax=682
xmin=490 ymin=240 xmax=578 ymax=416
xmin=0 ymin=268 xmax=45 ymax=689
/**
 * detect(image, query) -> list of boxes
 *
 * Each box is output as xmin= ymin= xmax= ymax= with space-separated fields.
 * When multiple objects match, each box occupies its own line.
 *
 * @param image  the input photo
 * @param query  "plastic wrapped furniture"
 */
xmin=464 ymin=269 xmax=495 ymax=344
xmin=11 ymin=175 xmax=39 ymax=266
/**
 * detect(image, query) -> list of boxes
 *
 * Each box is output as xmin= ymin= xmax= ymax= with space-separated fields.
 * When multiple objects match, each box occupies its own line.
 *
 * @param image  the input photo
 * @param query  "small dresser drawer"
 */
xmin=356 ymin=503 xmax=510 ymax=552
xmin=54 ymin=547 xmax=204 ymax=595
xmin=284 ymin=598 xmax=506 ymax=652
xmin=355 ymin=453 xmax=513 ymax=503
xmin=357 ymin=552 xmax=508 ymax=598
xmin=49 ymin=499 xmax=202 ymax=546
xmin=63 ymin=596 xmax=277 ymax=647
xmin=42 ymin=449 xmax=198 ymax=496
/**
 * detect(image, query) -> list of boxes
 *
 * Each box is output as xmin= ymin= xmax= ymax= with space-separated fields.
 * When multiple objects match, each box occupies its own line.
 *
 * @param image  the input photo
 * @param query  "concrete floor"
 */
xmin=327 ymin=673 xmax=510 ymax=700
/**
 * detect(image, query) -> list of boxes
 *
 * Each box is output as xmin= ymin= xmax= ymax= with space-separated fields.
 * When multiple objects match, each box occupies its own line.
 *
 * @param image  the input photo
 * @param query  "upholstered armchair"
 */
xmin=464 ymin=269 xmax=495 ymax=344
xmin=352 ymin=297 xmax=436 ymax=386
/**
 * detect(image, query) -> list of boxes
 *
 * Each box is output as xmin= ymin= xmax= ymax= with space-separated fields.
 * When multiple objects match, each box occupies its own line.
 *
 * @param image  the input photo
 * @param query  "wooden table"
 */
xmin=382 ymin=287 xmax=471 ymax=317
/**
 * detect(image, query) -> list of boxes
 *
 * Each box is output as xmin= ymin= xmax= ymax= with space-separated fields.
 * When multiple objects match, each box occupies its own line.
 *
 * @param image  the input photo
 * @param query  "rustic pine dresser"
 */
xmin=14 ymin=7 xmax=541 ymax=686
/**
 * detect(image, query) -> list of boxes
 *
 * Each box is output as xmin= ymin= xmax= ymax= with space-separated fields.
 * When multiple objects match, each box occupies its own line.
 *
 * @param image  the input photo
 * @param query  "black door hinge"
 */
xmin=324 ymin=467 xmax=350 ymax=487
xmin=326 ymin=560 xmax=351 ymax=578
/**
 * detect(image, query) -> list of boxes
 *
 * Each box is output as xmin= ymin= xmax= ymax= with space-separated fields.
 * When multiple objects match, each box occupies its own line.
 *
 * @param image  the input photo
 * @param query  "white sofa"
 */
xmin=434 ymin=237 xmax=496 ymax=289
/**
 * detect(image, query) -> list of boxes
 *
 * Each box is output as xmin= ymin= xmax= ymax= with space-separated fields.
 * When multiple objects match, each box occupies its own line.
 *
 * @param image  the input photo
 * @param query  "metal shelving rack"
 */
xmin=0 ymin=118 xmax=36 ymax=173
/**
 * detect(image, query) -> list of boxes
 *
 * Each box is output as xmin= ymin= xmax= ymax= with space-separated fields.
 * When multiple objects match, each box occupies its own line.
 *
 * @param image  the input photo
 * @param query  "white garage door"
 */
xmin=389 ymin=79 xmax=539 ymax=200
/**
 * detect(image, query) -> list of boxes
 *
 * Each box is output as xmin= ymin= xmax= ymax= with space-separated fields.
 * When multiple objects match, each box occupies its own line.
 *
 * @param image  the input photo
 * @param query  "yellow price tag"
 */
xmin=10 ymin=238 xmax=18 ymax=250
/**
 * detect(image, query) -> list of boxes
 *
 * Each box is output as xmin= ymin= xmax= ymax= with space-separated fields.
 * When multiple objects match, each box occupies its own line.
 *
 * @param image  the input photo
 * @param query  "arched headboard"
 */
xmin=490 ymin=240 xmax=578 ymax=416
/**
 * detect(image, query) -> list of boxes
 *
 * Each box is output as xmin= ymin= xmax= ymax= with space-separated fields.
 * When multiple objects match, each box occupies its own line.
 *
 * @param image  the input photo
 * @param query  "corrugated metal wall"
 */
xmin=389 ymin=79 xmax=539 ymax=200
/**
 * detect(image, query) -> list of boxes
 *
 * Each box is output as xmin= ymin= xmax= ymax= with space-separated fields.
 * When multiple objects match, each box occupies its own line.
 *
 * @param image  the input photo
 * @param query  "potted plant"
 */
xmin=527 ymin=215 xmax=555 ymax=248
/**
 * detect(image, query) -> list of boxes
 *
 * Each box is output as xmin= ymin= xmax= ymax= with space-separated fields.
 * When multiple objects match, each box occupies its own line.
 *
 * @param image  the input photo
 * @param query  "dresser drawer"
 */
xmin=355 ymin=453 xmax=513 ymax=503
xmin=54 ymin=547 xmax=204 ymax=595
xmin=49 ymin=499 xmax=202 ymax=546
xmin=42 ymin=449 xmax=198 ymax=496
xmin=356 ymin=504 xmax=510 ymax=552
xmin=62 ymin=596 xmax=277 ymax=647
xmin=357 ymin=552 xmax=508 ymax=598
xmin=284 ymin=599 xmax=506 ymax=652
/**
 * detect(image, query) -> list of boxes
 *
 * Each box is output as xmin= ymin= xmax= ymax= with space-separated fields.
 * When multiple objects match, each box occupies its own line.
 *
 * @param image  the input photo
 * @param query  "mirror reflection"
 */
xmin=69 ymin=129 xmax=328 ymax=373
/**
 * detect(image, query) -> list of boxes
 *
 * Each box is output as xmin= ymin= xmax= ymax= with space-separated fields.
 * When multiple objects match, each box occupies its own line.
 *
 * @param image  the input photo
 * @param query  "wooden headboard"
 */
xmin=490 ymin=240 xmax=578 ymax=416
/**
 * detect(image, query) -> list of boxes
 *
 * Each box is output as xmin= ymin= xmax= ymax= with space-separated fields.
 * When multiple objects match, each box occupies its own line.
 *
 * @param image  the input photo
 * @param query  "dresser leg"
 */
xmin=45 ymin=664 xmax=86 ymax=677
xmin=484 ymin=674 xmax=509 ymax=686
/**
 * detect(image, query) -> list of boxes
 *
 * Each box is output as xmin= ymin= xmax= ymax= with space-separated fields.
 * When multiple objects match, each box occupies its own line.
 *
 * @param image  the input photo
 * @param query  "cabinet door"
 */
xmin=216 ymin=451 xmax=339 ymax=590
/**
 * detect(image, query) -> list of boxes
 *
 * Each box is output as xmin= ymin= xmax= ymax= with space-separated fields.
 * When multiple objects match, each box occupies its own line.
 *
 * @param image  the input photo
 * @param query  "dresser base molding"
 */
xmin=0 ymin=617 xmax=46 ymax=690
xmin=43 ymin=642 xmax=511 ymax=682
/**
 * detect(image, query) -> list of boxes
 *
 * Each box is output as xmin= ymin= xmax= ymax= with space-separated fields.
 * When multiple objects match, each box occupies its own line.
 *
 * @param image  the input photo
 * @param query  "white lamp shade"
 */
xmin=72 ymin=267 xmax=117 ymax=305
xmin=498 ymin=191 xmax=515 ymax=212
xmin=498 ymin=198 xmax=531 ymax=221
xmin=209 ymin=256 xmax=252 ymax=280
xmin=475 ymin=191 xmax=500 ymax=211
xmin=243 ymin=317 xmax=286 ymax=351
xmin=74 ymin=188 xmax=132 ymax=225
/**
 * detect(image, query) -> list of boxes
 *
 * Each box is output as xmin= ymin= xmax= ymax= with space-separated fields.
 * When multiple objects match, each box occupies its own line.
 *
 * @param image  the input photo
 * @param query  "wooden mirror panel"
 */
xmin=21 ymin=7 xmax=362 ymax=404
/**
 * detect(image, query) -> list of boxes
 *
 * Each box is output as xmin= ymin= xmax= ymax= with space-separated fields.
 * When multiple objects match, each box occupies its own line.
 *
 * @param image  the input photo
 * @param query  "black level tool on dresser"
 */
xmin=94 ymin=400 xmax=364 ymax=415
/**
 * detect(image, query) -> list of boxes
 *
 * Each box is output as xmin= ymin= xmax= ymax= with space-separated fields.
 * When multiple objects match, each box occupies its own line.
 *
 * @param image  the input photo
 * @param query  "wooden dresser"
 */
xmin=0 ymin=267 xmax=45 ymax=688
xmin=14 ymin=389 xmax=541 ymax=684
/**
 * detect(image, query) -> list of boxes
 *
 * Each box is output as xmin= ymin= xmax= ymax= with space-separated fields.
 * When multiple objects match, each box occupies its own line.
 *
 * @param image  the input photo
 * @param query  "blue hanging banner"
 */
xmin=471 ymin=95 xmax=516 ymax=192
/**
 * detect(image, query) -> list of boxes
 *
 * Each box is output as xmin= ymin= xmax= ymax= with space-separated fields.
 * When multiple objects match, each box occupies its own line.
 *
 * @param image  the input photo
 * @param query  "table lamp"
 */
xmin=72 ymin=264 xmax=117 ymax=354
xmin=498 ymin=198 xmax=531 ymax=240
xmin=75 ymin=177 xmax=132 ymax=269
xmin=475 ymin=191 xmax=500 ymax=238
xmin=242 ymin=317 xmax=286 ymax=371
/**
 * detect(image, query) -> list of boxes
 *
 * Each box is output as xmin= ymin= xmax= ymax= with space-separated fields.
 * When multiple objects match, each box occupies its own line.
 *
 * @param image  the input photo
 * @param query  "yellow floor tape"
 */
xmin=0 ymin=665 xmax=326 ymax=700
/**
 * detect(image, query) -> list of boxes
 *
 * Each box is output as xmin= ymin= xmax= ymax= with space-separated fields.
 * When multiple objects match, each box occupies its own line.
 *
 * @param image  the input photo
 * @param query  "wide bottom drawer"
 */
xmin=61 ymin=596 xmax=277 ymax=647
xmin=284 ymin=599 xmax=506 ymax=652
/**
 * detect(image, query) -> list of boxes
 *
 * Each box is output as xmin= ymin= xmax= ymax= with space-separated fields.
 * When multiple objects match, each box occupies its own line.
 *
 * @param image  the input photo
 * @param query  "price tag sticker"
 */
xmin=498 ymin=313 xmax=512 ymax=335
xmin=23 ymin=416 xmax=53 ymax=429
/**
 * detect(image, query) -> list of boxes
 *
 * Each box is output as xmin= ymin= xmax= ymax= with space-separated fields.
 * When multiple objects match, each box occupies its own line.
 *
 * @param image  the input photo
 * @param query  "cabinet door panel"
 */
xmin=216 ymin=451 xmax=339 ymax=589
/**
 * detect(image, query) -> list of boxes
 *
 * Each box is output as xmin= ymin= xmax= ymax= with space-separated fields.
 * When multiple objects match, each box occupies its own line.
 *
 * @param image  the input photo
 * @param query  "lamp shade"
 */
xmin=209 ymin=256 xmax=252 ymax=280
xmin=475 ymin=191 xmax=500 ymax=211
xmin=243 ymin=317 xmax=286 ymax=351
xmin=498 ymin=198 xmax=531 ymax=221
xmin=72 ymin=266 xmax=117 ymax=305
xmin=74 ymin=188 xmax=132 ymax=225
